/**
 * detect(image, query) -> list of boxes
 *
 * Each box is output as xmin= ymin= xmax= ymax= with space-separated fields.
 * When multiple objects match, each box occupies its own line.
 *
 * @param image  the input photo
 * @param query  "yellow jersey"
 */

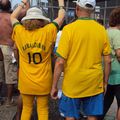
xmin=57 ymin=18 xmax=110 ymax=98
xmin=12 ymin=22 xmax=57 ymax=95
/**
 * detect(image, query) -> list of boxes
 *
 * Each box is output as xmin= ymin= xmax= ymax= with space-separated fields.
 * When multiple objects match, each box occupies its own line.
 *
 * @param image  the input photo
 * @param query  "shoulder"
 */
xmin=0 ymin=11 xmax=11 ymax=16
xmin=0 ymin=12 xmax=10 ymax=19
xmin=93 ymin=20 xmax=105 ymax=29
xmin=64 ymin=21 xmax=76 ymax=29
xmin=44 ymin=22 xmax=59 ymax=32
xmin=13 ymin=22 xmax=25 ymax=34
xmin=107 ymin=28 xmax=120 ymax=36
xmin=107 ymin=28 xmax=120 ymax=32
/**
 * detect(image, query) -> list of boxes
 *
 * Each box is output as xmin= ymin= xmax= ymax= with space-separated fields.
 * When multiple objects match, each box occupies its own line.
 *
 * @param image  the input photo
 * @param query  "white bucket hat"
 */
xmin=21 ymin=7 xmax=50 ymax=23
xmin=73 ymin=0 xmax=96 ymax=10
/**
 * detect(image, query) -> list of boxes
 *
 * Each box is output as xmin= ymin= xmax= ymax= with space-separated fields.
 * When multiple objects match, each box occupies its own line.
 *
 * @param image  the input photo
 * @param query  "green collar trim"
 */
xmin=78 ymin=17 xmax=95 ymax=20
xmin=52 ymin=21 xmax=59 ymax=31
xmin=13 ymin=22 xmax=21 ymax=28
xmin=56 ymin=52 xmax=65 ymax=59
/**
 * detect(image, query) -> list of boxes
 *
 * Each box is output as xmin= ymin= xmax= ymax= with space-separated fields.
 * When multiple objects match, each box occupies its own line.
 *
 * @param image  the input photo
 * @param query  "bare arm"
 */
xmin=51 ymin=57 xmax=65 ymax=99
xmin=103 ymin=55 xmax=111 ymax=93
xmin=10 ymin=0 xmax=28 ymax=26
xmin=53 ymin=0 xmax=66 ymax=28
xmin=18 ymin=2 xmax=30 ymax=21
xmin=115 ymin=48 xmax=120 ymax=62
xmin=13 ymin=43 xmax=19 ymax=64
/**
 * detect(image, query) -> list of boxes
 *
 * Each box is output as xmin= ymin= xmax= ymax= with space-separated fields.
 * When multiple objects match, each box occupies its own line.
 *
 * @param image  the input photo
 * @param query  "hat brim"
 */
xmin=73 ymin=1 xmax=94 ymax=10
xmin=73 ymin=1 xmax=82 ymax=6
xmin=21 ymin=15 xmax=50 ymax=23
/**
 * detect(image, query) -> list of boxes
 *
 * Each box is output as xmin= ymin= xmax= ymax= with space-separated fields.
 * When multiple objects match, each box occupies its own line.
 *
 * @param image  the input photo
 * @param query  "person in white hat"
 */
xmin=10 ymin=0 xmax=65 ymax=120
xmin=51 ymin=0 xmax=111 ymax=120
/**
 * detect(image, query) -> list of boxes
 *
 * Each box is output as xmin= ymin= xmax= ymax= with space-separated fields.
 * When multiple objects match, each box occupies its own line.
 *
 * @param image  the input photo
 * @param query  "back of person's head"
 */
xmin=109 ymin=7 xmax=120 ymax=27
xmin=21 ymin=7 xmax=50 ymax=31
xmin=73 ymin=0 xmax=96 ymax=17
xmin=0 ymin=0 xmax=11 ymax=12
xmin=73 ymin=0 xmax=96 ymax=11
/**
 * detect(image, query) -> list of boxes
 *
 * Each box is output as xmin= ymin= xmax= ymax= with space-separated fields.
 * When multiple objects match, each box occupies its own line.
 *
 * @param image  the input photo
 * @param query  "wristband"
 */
xmin=21 ymin=1 xmax=27 ymax=5
xmin=59 ymin=6 xmax=65 ymax=9
xmin=19 ymin=2 xmax=25 ymax=8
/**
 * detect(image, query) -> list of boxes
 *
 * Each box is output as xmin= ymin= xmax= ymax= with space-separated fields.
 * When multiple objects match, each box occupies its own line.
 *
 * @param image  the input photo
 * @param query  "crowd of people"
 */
xmin=0 ymin=0 xmax=120 ymax=120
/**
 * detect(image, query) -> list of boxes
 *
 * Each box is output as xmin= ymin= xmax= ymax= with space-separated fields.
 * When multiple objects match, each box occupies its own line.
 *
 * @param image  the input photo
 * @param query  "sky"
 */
xmin=10 ymin=0 xmax=48 ymax=8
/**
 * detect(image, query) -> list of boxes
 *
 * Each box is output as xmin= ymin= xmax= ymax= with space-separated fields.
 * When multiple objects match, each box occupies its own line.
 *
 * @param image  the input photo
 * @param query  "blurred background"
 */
xmin=10 ymin=0 xmax=120 ymax=27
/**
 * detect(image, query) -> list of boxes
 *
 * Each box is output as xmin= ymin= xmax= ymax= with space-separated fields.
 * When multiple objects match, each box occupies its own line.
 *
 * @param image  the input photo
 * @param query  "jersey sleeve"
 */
xmin=56 ymin=27 xmax=70 ymax=59
xmin=45 ymin=22 xmax=58 ymax=43
xmin=12 ymin=22 xmax=23 ymax=42
xmin=112 ymin=31 xmax=120 ymax=50
xmin=103 ymin=30 xmax=111 ymax=56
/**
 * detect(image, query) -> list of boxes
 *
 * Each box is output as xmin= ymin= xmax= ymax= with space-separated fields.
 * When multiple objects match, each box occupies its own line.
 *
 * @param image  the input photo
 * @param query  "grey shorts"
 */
xmin=1 ymin=45 xmax=18 ymax=84
xmin=0 ymin=61 xmax=5 ymax=83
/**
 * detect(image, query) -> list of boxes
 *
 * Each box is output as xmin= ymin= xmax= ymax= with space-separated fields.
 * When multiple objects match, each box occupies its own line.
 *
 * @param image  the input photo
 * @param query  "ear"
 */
xmin=76 ymin=5 xmax=80 ymax=11
xmin=76 ymin=5 xmax=80 ymax=16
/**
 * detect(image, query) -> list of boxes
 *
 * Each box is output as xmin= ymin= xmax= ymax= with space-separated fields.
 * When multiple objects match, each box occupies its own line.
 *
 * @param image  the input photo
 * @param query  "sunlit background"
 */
xmin=10 ymin=0 xmax=48 ymax=9
xmin=9 ymin=0 xmax=120 ymax=26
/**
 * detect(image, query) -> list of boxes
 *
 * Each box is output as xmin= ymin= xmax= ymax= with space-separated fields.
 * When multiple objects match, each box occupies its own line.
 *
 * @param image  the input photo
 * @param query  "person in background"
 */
xmin=51 ymin=0 xmax=111 ymax=120
xmin=0 ymin=0 xmax=18 ymax=107
xmin=98 ymin=7 xmax=120 ymax=120
xmin=0 ymin=48 xmax=4 ymax=105
xmin=10 ymin=0 xmax=65 ymax=119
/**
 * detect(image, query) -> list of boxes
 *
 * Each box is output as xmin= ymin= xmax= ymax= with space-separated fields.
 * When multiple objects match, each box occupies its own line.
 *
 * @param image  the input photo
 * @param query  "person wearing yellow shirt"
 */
xmin=10 ymin=0 xmax=65 ymax=119
xmin=51 ymin=0 xmax=111 ymax=120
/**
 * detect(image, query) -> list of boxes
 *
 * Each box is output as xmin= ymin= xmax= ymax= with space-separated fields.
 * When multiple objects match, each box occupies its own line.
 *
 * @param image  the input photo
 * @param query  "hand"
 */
xmin=58 ymin=8 xmax=66 ymax=18
xmin=21 ymin=0 xmax=28 ymax=4
xmin=50 ymin=87 xmax=58 ymax=100
xmin=104 ymin=82 xmax=108 ymax=95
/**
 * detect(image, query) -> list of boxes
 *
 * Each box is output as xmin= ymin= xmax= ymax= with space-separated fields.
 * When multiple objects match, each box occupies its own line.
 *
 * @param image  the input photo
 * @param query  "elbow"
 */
xmin=116 ymin=49 xmax=120 ymax=62
xmin=56 ymin=60 xmax=64 ymax=67
xmin=55 ymin=57 xmax=65 ymax=68
xmin=104 ymin=55 xmax=111 ymax=65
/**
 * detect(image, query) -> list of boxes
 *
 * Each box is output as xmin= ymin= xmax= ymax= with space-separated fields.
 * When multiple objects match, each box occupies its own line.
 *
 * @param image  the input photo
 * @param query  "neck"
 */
xmin=111 ymin=26 xmax=120 ymax=30
xmin=78 ymin=15 xmax=91 ymax=18
xmin=0 ymin=9 xmax=9 ymax=12
xmin=77 ymin=13 xmax=91 ymax=18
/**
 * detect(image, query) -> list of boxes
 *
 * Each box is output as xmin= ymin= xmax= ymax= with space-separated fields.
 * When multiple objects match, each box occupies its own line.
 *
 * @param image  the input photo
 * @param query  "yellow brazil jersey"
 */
xmin=12 ymin=22 xmax=57 ymax=95
xmin=57 ymin=18 xmax=111 ymax=98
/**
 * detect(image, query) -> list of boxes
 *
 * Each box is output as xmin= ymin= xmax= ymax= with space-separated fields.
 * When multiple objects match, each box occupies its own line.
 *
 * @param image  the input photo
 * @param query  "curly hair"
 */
xmin=22 ymin=19 xmax=49 ymax=31
xmin=109 ymin=7 xmax=120 ymax=27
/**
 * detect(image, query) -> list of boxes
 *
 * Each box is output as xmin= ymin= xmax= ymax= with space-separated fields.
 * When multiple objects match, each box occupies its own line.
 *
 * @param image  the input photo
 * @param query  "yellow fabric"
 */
xmin=12 ymin=23 xmax=57 ymax=94
xmin=21 ymin=94 xmax=48 ymax=120
xmin=57 ymin=19 xmax=111 ymax=98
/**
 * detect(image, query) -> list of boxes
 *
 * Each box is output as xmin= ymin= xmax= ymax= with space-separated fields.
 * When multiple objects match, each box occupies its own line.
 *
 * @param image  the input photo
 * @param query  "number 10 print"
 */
xmin=28 ymin=52 xmax=42 ymax=64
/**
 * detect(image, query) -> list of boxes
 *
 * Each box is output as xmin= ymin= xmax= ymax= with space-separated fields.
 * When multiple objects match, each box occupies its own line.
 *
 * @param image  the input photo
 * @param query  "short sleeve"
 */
xmin=56 ymin=27 xmax=70 ymax=59
xmin=44 ymin=22 xmax=58 ymax=43
xmin=112 ymin=31 xmax=120 ymax=50
xmin=103 ymin=30 xmax=111 ymax=55
xmin=12 ymin=22 xmax=23 ymax=42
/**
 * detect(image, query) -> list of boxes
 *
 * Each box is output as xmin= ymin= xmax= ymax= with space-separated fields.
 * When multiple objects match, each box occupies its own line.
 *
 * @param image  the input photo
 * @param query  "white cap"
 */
xmin=73 ymin=0 xmax=96 ymax=10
